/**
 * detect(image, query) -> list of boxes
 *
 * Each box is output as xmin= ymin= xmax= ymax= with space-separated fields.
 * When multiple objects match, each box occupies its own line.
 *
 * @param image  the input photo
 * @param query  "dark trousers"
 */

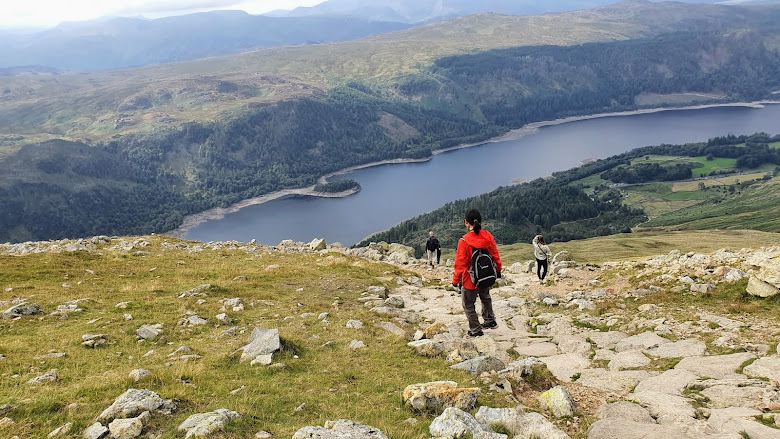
xmin=537 ymin=258 xmax=548 ymax=280
xmin=461 ymin=286 xmax=496 ymax=332
xmin=436 ymin=248 xmax=441 ymax=264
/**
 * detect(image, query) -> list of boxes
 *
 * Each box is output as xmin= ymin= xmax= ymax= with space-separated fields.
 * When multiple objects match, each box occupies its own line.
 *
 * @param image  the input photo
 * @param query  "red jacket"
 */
xmin=453 ymin=229 xmax=502 ymax=290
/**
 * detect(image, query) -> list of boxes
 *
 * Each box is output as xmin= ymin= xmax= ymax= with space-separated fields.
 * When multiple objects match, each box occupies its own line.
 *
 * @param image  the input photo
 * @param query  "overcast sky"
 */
xmin=0 ymin=0 xmax=327 ymax=28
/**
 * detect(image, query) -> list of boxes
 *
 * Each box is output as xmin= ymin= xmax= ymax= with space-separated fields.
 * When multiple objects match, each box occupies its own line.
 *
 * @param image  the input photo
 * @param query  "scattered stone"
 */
xmin=449 ymin=356 xmax=505 ymax=375
xmin=475 ymin=407 xmax=570 ymax=439
xmin=35 ymin=352 xmax=67 ymax=359
xmin=309 ymin=238 xmax=327 ymax=251
xmin=423 ymin=322 xmax=448 ymax=339
xmin=82 ymin=333 xmax=110 ymax=348
xmin=408 ymin=340 xmax=445 ymax=357
xmin=537 ymin=386 xmax=575 ymax=418
xmin=27 ymin=369 xmax=58 ymax=384
xmin=292 ymin=419 xmax=388 ymax=439
xmin=135 ymin=324 xmax=163 ymax=340
xmin=47 ymin=422 xmax=73 ymax=437
xmin=376 ymin=321 xmax=406 ymax=337
xmin=345 ymin=320 xmax=364 ymax=329
xmin=215 ymin=313 xmax=232 ymax=324
xmin=178 ymin=409 xmax=240 ymax=438
xmin=179 ymin=284 xmax=211 ymax=298
xmin=348 ymin=340 xmax=365 ymax=350
xmin=747 ymin=275 xmax=779 ymax=298
xmin=689 ymin=283 xmax=715 ymax=294
xmin=255 ymin=431 xmax=273 ymax=439
xmin=515 ymin=342 xmax=559 ymax=357
xmin=2 ymin=302 xmax=43 ymax=319
xmin=698 ymin=313 xmax=745 ymax=331
xmin=108 ymin=416 xmax=143 ymax=439
xmin=384 ymin=296 xmax=404 ymax=308
xmin=128 ymin=369 xmax=151 ymax=382
xmin=366 ymin=286 xmax=389 ymax=299
xmin=403 ymin=381 xmax=480 ymax=412
xmin=429 ymin=407 xmax=506 ymax=439
xmin=240 ymin=327 xmax=280 ymax=365
xmin=83 ymin=422 xmax=109 ymax=439
xmin=97 ymin=388 xmax=175 ymax=422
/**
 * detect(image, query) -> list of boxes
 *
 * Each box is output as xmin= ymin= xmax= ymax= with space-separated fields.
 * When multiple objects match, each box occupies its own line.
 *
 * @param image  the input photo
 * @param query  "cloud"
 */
xmin=111 ymin=0 xmax=243 ymax=17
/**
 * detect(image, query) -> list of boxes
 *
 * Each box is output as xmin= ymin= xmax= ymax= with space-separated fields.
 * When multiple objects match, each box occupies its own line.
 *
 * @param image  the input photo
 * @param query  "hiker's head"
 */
xmin=538 ymin=235 xmax=546 ymax=245
xmin=429 ymin=231 xmax=434 ymax=237
xmin=465 ymin=209 xmax=482 ymax=234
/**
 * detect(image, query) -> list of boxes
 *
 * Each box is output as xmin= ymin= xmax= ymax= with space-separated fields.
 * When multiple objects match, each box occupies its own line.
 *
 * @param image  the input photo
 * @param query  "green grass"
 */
xmin=0 ymin=236 xmax=506 ymax=438
xmin=770 ymin=142 xmax=780 ymax=149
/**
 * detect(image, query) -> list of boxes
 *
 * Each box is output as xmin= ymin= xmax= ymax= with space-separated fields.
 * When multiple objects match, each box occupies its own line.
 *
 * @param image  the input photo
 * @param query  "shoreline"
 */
xmin=167 ymin=100 xmax=780 ymax=238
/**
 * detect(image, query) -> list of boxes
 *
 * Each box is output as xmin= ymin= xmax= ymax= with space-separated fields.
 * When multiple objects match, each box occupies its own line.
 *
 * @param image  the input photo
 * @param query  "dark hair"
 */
xmin=538 ymin=236 xmax=546 ymax=245
xmin=465 ymin=209 xmax=482 ymax=234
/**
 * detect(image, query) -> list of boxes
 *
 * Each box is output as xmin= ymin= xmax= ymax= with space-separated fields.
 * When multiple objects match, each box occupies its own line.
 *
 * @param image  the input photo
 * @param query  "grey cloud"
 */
xmin=111 ymin=0 xmax=244 ymax=17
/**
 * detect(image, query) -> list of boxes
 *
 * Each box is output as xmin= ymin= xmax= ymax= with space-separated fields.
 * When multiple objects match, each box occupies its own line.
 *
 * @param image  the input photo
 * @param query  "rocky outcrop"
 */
xmin=403 ymin=381 xmax=480 ymax=412
xmin=239 ymin=327 xmax=280 ymax=365
xmin=178 ymin=409 xmax=240 ymax=438
xmin=293 ymin=419 xmax=388 ymax=439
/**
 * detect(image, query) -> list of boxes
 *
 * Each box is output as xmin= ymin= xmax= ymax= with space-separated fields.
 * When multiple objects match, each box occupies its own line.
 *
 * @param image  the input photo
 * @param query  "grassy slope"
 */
xmin=0 ymin=1 xmax=762 ymax=141
xmin=0 ymin=238 xmax=501 ymax=438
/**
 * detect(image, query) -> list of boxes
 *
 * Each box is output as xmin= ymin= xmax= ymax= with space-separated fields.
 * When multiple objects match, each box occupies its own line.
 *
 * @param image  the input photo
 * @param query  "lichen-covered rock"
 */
xmin=407 ymin=340 xmax=445 ymax=357
xmin=537 ymin=386 xmax=575 ymax=418
xmin=97 ymin=389 xmax=175 ymax=422
xmin=240 ymin=327 xmax=280 ymax=365
xmin=449 ymin=356 xmax=506 ymax=375
xmin=429 ymin=407 xmax=506 ymax=439
xmin=178 ymin=408 xmax=240 ymax=438
xmin=309 ymin=238 xmax=327 ymax=251
xmin=747 ymin=276 xmax=779 ymax=298
xmin=292 ymin=419 xmax=388 ymax=439
xmin=3 ymin=302 xmax=43 ymax=319
xmin=403 ymin=381 xmax=480 ymax=412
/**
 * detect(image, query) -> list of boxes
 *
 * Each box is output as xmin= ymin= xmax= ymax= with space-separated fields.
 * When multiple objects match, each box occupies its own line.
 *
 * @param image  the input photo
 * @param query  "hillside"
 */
xmin=0 ymin=11 xmax=412 ymax=71
xmin=2 ymin=231 xmax=780 ymax=438
xmin=362 ymin=133 xmax=780 ymax=254
xmin=2 ymin=1 xmax=778 ymax=141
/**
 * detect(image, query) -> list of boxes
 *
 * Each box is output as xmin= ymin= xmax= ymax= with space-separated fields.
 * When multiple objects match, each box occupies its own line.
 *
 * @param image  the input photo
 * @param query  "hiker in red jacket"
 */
xmin=452 ymin=209 xmax=502 ymax=337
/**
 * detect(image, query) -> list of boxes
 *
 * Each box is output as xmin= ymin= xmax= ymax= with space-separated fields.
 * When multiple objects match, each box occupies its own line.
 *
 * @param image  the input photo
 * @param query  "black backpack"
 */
xmin=427 ymin=237 xmax=440 ymax=251
xmin=467 ymin=244 xmax=497 ymax=288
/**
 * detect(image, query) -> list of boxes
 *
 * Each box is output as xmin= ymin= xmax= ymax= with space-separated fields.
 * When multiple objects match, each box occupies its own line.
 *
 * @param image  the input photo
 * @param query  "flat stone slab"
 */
xmin=634 ymin=369 xmax=697 ymax=395
xmin=743 ymin=355 xmax=780 ymax=383
xmin=515 ymin=342 xmax=559 ymax=357
xmin=587 ymin=331 xmax=629 ymax=349
xmin=608 ymin=351 xmax=650 ymax=371
xmin=627 ymin=391 xmax=696 ymax=425
xmin=587 ymin=419 xmax=699 ymax=439
xmin=595 ymin=401 xmax=654 ymax=424
xmin=708 ymin=407 xmax=780 ymax=439
xmin=577 ymin=369 xmax=653 ymax=396
xmin=645 ymin=339 xmax=706 ymax=358
xmin=615 ymin=332 xmax=670 ymax=353
xmin=540 ymin=353 xmax=590 ymax=383
xmin=699 ymin=379 xmax=780 ymax=411
xmin=674 ymin=352 xmax=757 ymax=379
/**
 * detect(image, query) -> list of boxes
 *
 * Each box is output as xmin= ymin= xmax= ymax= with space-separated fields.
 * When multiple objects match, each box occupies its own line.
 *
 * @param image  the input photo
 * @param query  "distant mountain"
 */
xmin=0 ymin=10 xmax=411 ymax=71
xmin=278 ymin=0 xmax=730 ymax=23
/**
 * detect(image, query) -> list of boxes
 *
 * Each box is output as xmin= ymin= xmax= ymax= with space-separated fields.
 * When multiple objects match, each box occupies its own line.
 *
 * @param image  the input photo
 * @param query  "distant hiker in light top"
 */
xmin=425 ymin=231 xmax=441 ymax=269
xmin=452 ymin=209 xmax=502 ymax=337
xmin=533 ymin=234 xmax=552 ymax=283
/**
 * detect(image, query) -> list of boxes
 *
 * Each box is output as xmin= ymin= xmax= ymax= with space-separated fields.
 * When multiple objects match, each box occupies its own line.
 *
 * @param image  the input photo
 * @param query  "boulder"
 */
xmin=627 ymin=391 xmax=697 ymax=424
xmin=345 ymin=320 xmax=364 ymax=329
xmin=178 ymin=409 xmax=240 ymax=438
xmin=743 ymin=355 xmax=780 ymax=383
xmin=429 ymin=407 xmax=506 ymax=439
xmin=27 ymin=369 xmax=58 ymax=384
xmin=309 ymin=238 xmax=327 ymax=251
xmin=82 ymin=333 xmax=110 ymax=348
xmin=384 ymin=296 xmax=404 ymax=308
xmin=240 ymin=327 xmax=280 ymax=365
xmin=408 ymin=340 xmax=445 ymax=357
xmin=388 ymin=243 xmax=415 ymax=259
xmin=135 ymin=324 xmax=163 ymax=340
xmin=293 ymin=419 xmax=388 ymax=439
xmin=552 ymin=251 xmax=573 ymax=263
xmin=449 ymin=356 xmax=506 ymax=375
xmin=587 ymin=331 xmax=629 ymax=349
xmin=366 ymin=286 xmax=389 ymax=299
xmin=2 ymin=302 xmax=43 ymax=319
xmin=108 ymin=417 xmax=143 ymax=439
xmin=537 ymin=386 xmax=575 ymax=418
xmin=83 ymin=422 xmax=109 ymax=439
xmin=97 ymin=388 xmax=175 ymax=422
xmin=747 ymin=276 xmax=779 ymax=298
xmin=515 ymin=342 xmax=559 ymax=357
xmin=476 ymin=407 xmax=570 ymax=439
xmin=403 ymin=381 xmax=480 ymax=412
xmin=128 ymin=369 xmax=151 ymax=382
xmin=423 ymin=322 xmax=448 ymax=339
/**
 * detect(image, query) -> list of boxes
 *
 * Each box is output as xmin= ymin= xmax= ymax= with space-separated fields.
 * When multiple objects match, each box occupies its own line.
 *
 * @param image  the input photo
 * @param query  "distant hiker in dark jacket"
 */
xmin=425 ymin=231 xmax=440 ymax=269
xmin=533 ymin=234 xmax=552 ymax=283
xmin=452 ymin=209 xmax=502 ymax=337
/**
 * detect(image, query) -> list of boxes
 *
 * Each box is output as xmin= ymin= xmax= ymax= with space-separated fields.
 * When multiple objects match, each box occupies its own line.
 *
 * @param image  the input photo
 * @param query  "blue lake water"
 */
xmin=185 ymin=104 xmax=780 ymax=245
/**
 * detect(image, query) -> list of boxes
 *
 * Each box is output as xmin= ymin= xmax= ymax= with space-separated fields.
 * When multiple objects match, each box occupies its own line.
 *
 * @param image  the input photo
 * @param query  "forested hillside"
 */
xmin=360 ymin=133 xmax=780 ymax=255
xmin=1 ymin=29 xmax=780 ymax=243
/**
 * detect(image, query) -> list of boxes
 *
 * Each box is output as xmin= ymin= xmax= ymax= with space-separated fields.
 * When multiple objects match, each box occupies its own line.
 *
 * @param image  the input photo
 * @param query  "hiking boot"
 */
xmin=467 ymin=329 xmax=484 ymax=337
xmin=482 ymin=321 xmax=498 ymax=329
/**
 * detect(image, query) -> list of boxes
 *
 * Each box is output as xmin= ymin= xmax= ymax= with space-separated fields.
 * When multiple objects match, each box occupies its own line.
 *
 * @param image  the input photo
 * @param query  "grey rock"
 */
xmin=376 ymin=321 xmax=405 ymax=337
xmin=135 ymin=324 xmax=163 ymax=340
xmin=645 ymin=339 xmax=706 ymax=358
xmin=178 ymin=408 xmax=240 ymax=438
xmin=215 ymin=313 xmax=232 ymax=324
xmin=3 ymin=302 xmax=43 ymax=319
xmin=128 ymin=369 xmax=151 ymax=382
xmin=384 ymin=296 xmax=404 ymax=308
xmin=540 ymin=353 xmax=590 ymax=382
xmin=587 ymin=331 xmax=629 ymax=349
xmin=537 ymin=386 xmax=575 ymax=418
xmin=407 ymin=339 xmax=445 ymax=357
xmin=48 ymin=422 xmax=73 ymax=437
xmin=292 ymin=419 xmax=388 ymax=439
xmin=515 ymin=342 xmax=559 ymax=357
xmin=403 ymin=381 xmax=480 ymax=412
xmin=27 ymin=369 xmax=58 ymax=384
xmin=345 ymin=320 xmax=364 ymax=329
xmin=83 ymin=422 xmax=109 ymax=439
xmin=615 ymin=332 xmax=670 ymax=353
xmin=97 ymin=388 xmax=175 ymax=422
xmin=576 ymin=369 xmax=653 ymax=395
xmin=689 ymin=283 xmax=715 ymax=294
xmin=429 ymin=407 xmax=506 ymax=439
xmin=595 ymin=401 xmax=654 ymax=423
xmin=82 ymin=333 xmax=110 ymax=348
xmin=587 ymin=418 xmax=697 ymax=439
xmin=698 ymin=313 xmax=745 ymax=331
xmin=108 ymin=417 xmax=143 ymax=439
xmin=628 ymin=391 xmax=696 ymax=424
xmin=348 ymin=340 xmax=365 ymax=349
xmin=566 ymin=298 xmax=595 ymax=311
xmin=476 ymin=407 xmax=571 ymax=439
xmin=187 ymin=315 xmax=207 ymax=326
xmin=707 ymin=407 xmax=780 ymax=439
xmin=309 ymin=238 xmax=327 ymax=251
xmin=634 ymin=369 xmax=697 ymax=395
xmin=366 ymin=286 xmax=389 ymax=299
xmin=698 ymin=379 xmax=780 ymax=411
xmin=608 ymin=351 xmax=650 ymax=371
xmin=743 ymin=355 xmax=780 ymax=383
xmin=449 ymin=356 xmax=505 ymax=375
xmin=674 ymin=352 xmax=757 ymax=379
xmin=240 ymin=327 xmax=280 ymax=365
xmin=747 ymin=275 xmax=779 ymax=298
xmin=178 ymin=284 xmax=211 ymax=298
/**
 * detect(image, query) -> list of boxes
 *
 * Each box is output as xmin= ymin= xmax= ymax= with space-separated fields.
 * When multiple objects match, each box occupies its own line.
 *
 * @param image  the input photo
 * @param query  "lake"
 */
xmin=184 ymin=104 xmax=780 ymax=245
